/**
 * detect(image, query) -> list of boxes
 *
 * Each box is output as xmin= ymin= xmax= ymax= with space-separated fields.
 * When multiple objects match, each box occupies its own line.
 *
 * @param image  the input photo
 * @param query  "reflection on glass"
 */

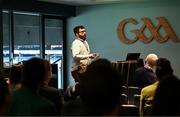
xmin=13 ymin=13 xmax=40 ymax=64
xmin=45 ymin=18 xmax=63 ymax=89
xmin=45 ymin=19 xmax=63 ymax=64
xmin=3 ymin=11 xmax=10 ymax=67
xmin=2 ymin=11 xmax=64 ymax=89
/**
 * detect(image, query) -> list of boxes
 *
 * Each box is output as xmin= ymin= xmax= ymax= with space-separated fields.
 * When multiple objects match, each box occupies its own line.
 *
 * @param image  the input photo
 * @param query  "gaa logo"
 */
xmin=117 ymin=17 xmax=179 ymax=44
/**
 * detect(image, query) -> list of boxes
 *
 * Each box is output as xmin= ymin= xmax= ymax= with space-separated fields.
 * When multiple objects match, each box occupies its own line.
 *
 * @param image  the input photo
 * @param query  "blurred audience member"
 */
xmin=39 ymin=59 xmax=64 ymax=115
xmin=64 ymin=82 xmax=80 ymax=101
xmin=152 ymin=77 xmax=180 ymax=115
xmin=140 ymin=58 xmax=173 ymax=116
xmin=80 ymin=58 xmax=122 ymax=115
xmin=0 ymin=73 xmax=11 ymax=115
xmin=8 ymin=58 xmax=57 ymax=115
xmin=7 ymin=64 xmax=23 ymax=93
xmin=62 ymin=82 xmax=81 ymax=116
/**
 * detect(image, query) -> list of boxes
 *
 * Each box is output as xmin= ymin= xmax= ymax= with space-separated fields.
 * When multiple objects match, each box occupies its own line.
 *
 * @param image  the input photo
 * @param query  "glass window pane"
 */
xmin=13 ymin=13 xmax=40 ymax=64
xmin=3 ymin=11 xmax=10 ymax=67
xmin=45 ymin=18 xmax=63 ymax=89
xmin=45 ymin=19 xmax=63 ymax=63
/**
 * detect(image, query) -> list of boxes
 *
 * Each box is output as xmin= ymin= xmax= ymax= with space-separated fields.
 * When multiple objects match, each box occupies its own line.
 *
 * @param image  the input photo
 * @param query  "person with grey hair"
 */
xmin=144 ymin=53 xmax=158 ymax=71
xmin=132 ymin=53 xmax=158 ymax=88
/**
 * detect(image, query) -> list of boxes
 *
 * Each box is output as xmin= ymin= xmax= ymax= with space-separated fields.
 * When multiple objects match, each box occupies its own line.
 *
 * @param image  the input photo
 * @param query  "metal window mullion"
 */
xmin=40 ymin=14 xmax=45 ymax=59
xmin=9 ymin=11 xmax=14 ymax=66
xmin=62 ymin=18 xmax=67 ymax=89
xmin=0 ymin=10 xmax=3 ymax=69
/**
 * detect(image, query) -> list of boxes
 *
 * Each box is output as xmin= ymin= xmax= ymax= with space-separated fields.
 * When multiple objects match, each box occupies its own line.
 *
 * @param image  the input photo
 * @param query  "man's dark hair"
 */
xmin=73 ymin=25 xmax=85 ymax=36
xmin=22 ymin=58 xmax=48 ymax=90
xmin=80 ymin=58 xmax=122 ymax=115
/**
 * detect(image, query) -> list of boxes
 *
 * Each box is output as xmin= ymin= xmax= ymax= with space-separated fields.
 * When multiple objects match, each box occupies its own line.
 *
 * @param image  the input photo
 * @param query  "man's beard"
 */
xmin=80 ymin=35 xmax=86 ymax=40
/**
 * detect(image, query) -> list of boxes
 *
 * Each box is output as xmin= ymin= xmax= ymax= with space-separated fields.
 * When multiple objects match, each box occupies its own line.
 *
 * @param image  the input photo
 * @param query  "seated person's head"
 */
xmin=145 ymin=53 xmax=158 ymax=68
xmin=80 ymin=58 xmax=122 ymax=115
xmin=9 ymin=64 xmax=23 ymax=84
xmin=22 ymin=58 xmax=50 ymax=90
xmin=155 ymin=58 xmax=173 ymax=80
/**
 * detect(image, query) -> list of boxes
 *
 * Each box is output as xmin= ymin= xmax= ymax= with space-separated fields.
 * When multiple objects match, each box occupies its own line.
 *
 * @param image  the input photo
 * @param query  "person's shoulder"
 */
xmin=136 ymin=66 xmax=144 ymax=70
xmin=135 ymin=67 xmax=145 ymax=73
xmin=72 ymin=39 xmax=81 ymax=44
xmin=142 ymin=84 xmax=153 ymax=92
xmin=39 ymin=85 xmax=60 ymax=96
xmin=37 ymin=92 xmax=56 ymax=106
xmin=141 ymin=82 xmax=158 ymax=93
xmin=36 ymin=96 xmax=58 ymax=115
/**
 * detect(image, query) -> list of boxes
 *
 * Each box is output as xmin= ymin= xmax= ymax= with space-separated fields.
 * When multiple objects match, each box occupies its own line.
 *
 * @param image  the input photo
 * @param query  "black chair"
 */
xmin=128 ymin=86 xmax=141 ymax=105
xmin=119 ymin=104 xmax=139 ymax=116
xmin=120 ymin=86 xmax=128 ymax=104
xmin=120 ymin=93 xmax=128 ymax=105
xmin=121 ymin=85 xmax=127 ymax=95
xmin=133 ymin=94 xmax=140 ymax=108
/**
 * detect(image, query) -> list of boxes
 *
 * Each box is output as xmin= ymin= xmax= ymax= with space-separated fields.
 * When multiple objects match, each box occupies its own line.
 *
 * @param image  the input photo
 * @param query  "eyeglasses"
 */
xmin=79 ymin=30 xmax=86 ymax=33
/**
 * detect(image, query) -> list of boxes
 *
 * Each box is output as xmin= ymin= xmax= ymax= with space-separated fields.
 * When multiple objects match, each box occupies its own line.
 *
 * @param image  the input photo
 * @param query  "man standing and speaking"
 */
xmin=71 ymin=25 xmax=99 ymax=83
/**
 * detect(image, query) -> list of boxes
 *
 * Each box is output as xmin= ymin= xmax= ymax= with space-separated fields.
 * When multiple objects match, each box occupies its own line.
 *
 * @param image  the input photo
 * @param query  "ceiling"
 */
xmin=38 ymin=0 xmax=148 ymax=6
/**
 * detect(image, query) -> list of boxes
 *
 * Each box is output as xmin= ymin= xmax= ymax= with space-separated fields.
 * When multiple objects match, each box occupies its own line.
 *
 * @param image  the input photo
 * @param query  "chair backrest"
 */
xmin=120 ymin=93 xmax=128 ymax=105
xmin=128 ymin=86 xmax=141 ymax=105
xmin=133 ymin=94 xmax=140 ymax=108
xmin=120 ymin=104 xmax=139 ymax=116
xmin=121 ymin=85 xmax=127 ymax=94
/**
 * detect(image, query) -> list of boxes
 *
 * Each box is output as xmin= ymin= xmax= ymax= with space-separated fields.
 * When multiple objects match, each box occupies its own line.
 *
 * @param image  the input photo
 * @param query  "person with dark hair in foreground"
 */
xmin=151 ymin=75 xmax=180 ymax=116
xmin=39 ymin=59 xmax=64 ymax=115
xmin=80 ymin=58 xmax=122 ymax=115
xmin=8 ymin=58 xmax=57 ymax=116
xmin=62 ymin=59 xmax=122 ymax=116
